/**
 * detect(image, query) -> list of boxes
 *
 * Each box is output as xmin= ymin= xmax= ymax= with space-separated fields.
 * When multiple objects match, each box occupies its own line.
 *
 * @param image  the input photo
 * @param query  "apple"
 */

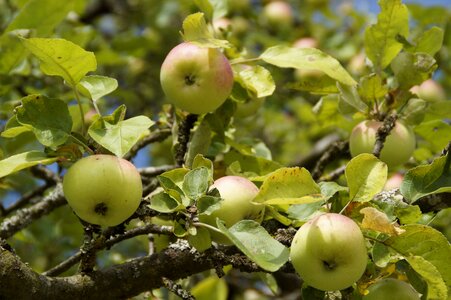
xmin=63 ymin=154 xmax=142 ymax=227
xmin=263 ymin=1 xmax=294 ymax=29
xmin=199 ymin=176 xmax=264 ymax=244
xmin=348 ymin=52 xmax=367 ymax=75
xmin=290 ymin=213 xmax=368 ymax=291
xmin=349 ymin=120 xmax=416 ymax=168
xmin=363 ymin=278 xmax=420 ymax=300
xmin=293 ymin=37 xmax=318 ymax=49
xmin=160 ymin=42 xmax=234 ymax=114
xmin=410 ymin=79 xmax=446 ymax=102
xmin=384 ymin=172 xmax=404 ymax=190
xmin=212 ymin=17 xmax=232 ymax=33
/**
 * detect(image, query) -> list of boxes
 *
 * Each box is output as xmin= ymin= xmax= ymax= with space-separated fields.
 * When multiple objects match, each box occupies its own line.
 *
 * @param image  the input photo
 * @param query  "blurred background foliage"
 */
xmin=0 ymin=0 xmax=450 ymax=298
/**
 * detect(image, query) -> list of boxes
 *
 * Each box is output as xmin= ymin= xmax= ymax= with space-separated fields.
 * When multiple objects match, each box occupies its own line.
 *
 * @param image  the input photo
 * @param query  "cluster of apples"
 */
xmin=61 ymin=41 xmax=420 ymax=297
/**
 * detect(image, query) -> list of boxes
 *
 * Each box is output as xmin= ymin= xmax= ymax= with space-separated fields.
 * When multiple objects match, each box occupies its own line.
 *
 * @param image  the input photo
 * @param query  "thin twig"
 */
xmin=174 ymin=114 xmax=198 ymax=167
xmin=372 ymin=114 xmax=398 ymax=158
xmin=0 ymin=184 xmax=66 ymax=239
xmin=124 ymin=128 xmax=172 ymax=160
xmin=311 ymin=140 xmax=349 ymax=180
xmin=43 ymin=224 xmax=174 ymax=276
xmin=162 ymin=277 xmax=195 ymax=300
xmin=139 ymin=165 xmax=176 ymax=177
xmin=2 ymin=183 xmax=53 ymax=217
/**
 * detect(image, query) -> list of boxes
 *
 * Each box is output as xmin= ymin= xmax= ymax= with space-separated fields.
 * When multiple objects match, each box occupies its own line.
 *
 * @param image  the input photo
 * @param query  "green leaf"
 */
xmin=0 ymin=0 xmax=76 ymax=73
xmin=318 ymin=181 xmax=348 ymax=200
xmin=1 ymin=116 xmax=32 ymax=138
xmin=385 ymin=224 xmax=451 ymax=291
xmin=260 ymin=45 xmax=356 ymax=86
xmin=337 ymin=82 xmax=368 ymax=113
xmin=0 ymin=151 xmax=58 ymax=178
xmin=158 ymin=168 xmax=189 ymax=194
xmin=191 ymin=154 xmax=214 ymax=180
xmin=193 ymin=0 xmax=227 ymax=21
xmin=217 ymin=220 xmax=289 ymax=272
xmin=345 ymin=154 xmax=388 ymax=202
xmin=358 ymin=74 xmax=388 ymax=103
xmin=253 ymin=167 xmax=321 ymax=205
xmin=412 ymin=26 xmax=444 ymax=56
xmin=405 ymin=256 xmax=448 ymax=300
xmin=400 ymin=154 xmax=451 ymax=203
xmin=372 ymin=242 xmax=392 ymax=268
xmin=15 ymin=94 xmax=72 ymax=147
xmin=185 ymin=120 xmax=212 ymax=168
xmin=402 ymin=98 xmax=427 ymax=126
xmin=77 ymin=75 xmax=118 ymax=101
xmin=88 ymin=108 xmax=154 ymax=157
xmin=197 ymin=195 xmax=222 ymax=215
xmin=182 ymin=167 xmax=210 ymax=200
xmin=287 ymin=75 xmax=339 ymax=95
xmin=224 ymin=148 xmax=282 ymax=177
xmin=181 ymin=13 xmax=231 ymax=48
xmin=415 ymin=120 xmax=451 ymax=152
xmin=21 ymin=38 xmax=97 ymax=87
xmin=148 ymin=192 xmax=181 ymax=213
xmin=191 ymin=277 xmax=228 ymax=300
xmin=232 ymin=64 xmax=275 ymax=98
xmin=391 ymin=52 xmax=437 ymax=89
xmin=364 ymin=0 xmax=409 ymax=70
xmin=187 ymin=226 xmax=211 ymax=252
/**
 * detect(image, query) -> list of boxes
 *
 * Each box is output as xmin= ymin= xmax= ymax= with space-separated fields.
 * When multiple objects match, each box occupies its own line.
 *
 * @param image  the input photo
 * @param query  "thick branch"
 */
xmin=0 ymin=184 xmax=66 ymax=239
xmin=0 ymin=243 xmax=263 ymax=300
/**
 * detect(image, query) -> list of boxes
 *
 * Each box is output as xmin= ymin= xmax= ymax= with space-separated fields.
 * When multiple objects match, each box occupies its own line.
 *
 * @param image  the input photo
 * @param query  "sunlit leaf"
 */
xmin=0 ymin=151 xmax=58 ymax=178
xmin=217 ymin=219 xmax=289 ymax=272
xmin=260 ymin=45 xmax=356 ymax=86
xmin=77 ymin=75 xmax=118 ymax=101
xmin=21 ymin=37 xmax=97 ymax=87
xmin=364 ymin=0 xmax=409 ymax=69
xmin=15 ymin=94 xmax=72 ymax=147
xmin=346 ymin=154 xmax=388 ymax=202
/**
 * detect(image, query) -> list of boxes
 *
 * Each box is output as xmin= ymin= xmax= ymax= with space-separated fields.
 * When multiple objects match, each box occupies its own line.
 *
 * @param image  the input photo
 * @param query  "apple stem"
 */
xmin=193 ymin=222 xmax=225 ymax=235
xmin=73 ymin=87 xmax=86 ymax=136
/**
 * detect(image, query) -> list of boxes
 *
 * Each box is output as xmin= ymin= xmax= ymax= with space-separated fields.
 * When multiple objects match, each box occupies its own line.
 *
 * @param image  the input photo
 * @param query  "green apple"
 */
xmin=290 ymin=213 xmax=368 ymax=291
xmin=63 ymin=154 xmax=142 ymax=227
xmin=349 ymin=120 xmax=416 ymax=168
xmin=160 ymin=42 xmax=234 ymax=115
xmin=263 ymin=1 xmax=294 ymax=29
xmin=410 ymin=79 xmax=446 ymax=102
xmin=199 ymin=176 xmax=264 ymax=244
xmin=363 ymin=278 xmax=420 ymax=300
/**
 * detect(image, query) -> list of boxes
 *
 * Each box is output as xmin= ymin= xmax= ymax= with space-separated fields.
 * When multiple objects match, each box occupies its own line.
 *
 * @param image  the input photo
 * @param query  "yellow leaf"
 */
xmin=360 ymin=207 xmax=405 ymax=235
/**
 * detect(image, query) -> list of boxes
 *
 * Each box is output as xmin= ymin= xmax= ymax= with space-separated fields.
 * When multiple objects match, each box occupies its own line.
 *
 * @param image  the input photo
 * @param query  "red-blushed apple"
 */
xmin=293 ymin=37 xmax=318 ymax=49
xmin=199 ymin=176 xmax=264 ymax=244
xmin=348 ymin=52 xmax=367 ymax=75
xmin=290 ymin=213 xmax=368 ymax=291
xmin=63 ymin=154 xmax=142 ymax=227
xmin=410 ymin=79 xmax=446 ymax=102
xmin=212 ymin=17 xmax=232 ymax=33
xmin=363 ymin=278 xmax=420 ymax=300
xmin=349 ymin=120 xmax=416 ymax=168
xmin=384 ymin=172 xmax=404 ymax=190
xmin=263 ymin=1 xmax=294 ymax=28
xmin=160 ymin=42 xmax=234 ymax=114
